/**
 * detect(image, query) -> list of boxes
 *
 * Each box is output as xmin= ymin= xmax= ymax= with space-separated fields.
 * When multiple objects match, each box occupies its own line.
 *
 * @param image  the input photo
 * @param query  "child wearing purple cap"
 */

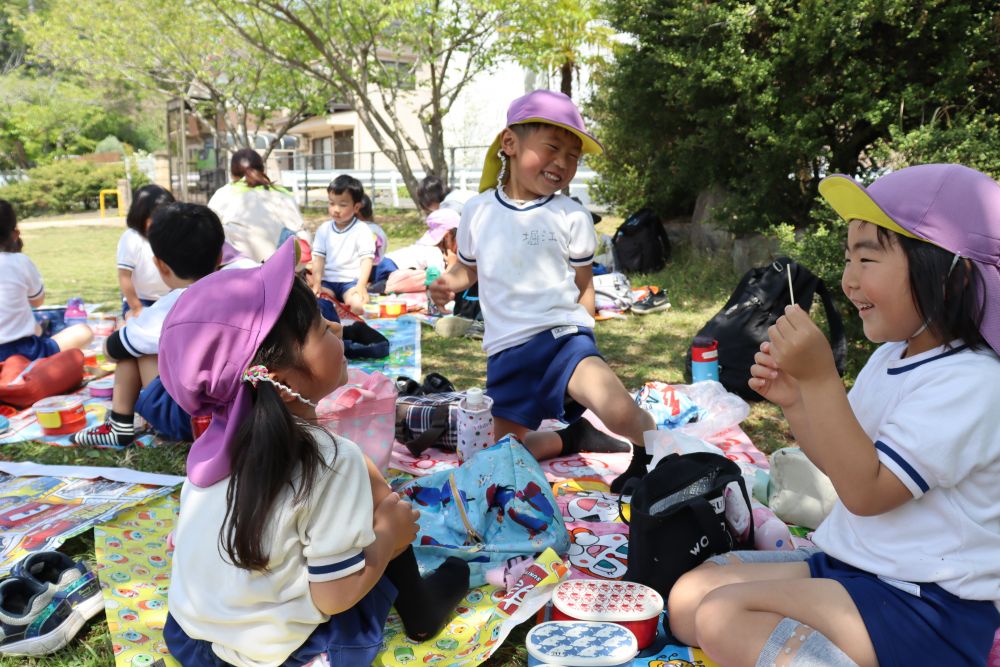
xmin=158 ymin=242 xmax=469 ymax=666
xmin=669 ymin=165 xmax=1000 ymax=667
xmin=430 ymin=89 xmax=656 ymax=490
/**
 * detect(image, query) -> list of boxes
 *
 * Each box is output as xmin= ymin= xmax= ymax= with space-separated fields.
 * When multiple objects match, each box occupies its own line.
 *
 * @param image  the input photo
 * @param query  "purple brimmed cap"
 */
xmin=479 ymin=89 xmax=603 ymax=193
xmin=159 ymin=239 xmax=297 ymax=487
xmin=416 ymin=208 xmax=461 ymax=246
xmin=819 ymin=164 xmax=1000 ymax=355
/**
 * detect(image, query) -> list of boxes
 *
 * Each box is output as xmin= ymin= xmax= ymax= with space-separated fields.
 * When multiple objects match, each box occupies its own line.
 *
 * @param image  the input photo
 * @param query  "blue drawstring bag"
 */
xmin=400 ymin=436 xmax=569 ymax=586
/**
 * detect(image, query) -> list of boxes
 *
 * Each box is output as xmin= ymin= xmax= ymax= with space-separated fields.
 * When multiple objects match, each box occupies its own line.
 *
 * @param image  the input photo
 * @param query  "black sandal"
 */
xmin=420 ymin=372 xmax=456 ymax=394
xmin=395 ymin=376 xmax=423 ymax=397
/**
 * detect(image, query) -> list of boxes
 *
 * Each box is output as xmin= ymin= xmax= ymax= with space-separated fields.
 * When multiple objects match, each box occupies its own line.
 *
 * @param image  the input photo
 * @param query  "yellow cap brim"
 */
xmin=478 ymin=119 xmax=604 ymax=193
xmin=818 ymin=175 xmax=918 ymax=239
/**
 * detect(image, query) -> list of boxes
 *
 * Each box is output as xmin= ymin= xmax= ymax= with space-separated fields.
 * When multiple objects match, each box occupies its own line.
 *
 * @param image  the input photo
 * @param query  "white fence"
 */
xmin=277 ymin=167 xmax=599 ymax=209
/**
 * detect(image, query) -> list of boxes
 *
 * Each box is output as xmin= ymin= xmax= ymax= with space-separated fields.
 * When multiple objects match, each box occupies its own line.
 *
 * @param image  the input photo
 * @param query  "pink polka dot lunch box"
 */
xmin=526 ymin=620 xmax=638 ymax=666
xmin=550 ymin=579 xmax=663 ymax=650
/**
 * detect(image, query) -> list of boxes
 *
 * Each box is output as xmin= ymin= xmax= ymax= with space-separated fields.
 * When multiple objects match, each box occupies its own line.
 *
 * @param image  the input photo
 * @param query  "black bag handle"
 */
xmin=814 ymin=279 xmax=848 ymax=376
xmin=403 ymin=404 xmax=451 ymax=456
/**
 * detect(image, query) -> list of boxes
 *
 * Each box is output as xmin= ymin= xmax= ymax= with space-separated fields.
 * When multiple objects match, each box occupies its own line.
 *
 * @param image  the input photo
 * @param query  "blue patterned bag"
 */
xmin=400 ymin=436 xmax=569 ymax=586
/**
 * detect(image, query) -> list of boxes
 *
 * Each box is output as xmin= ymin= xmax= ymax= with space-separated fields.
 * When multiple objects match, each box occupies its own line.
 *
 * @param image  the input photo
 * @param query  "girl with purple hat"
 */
xmin=429 ymin=89 xmax=656 ymax=491
xmin=157 ymin=240 xmax=469 ymax=666
xmin=669 ymin=165 xmax=1000 ymax=667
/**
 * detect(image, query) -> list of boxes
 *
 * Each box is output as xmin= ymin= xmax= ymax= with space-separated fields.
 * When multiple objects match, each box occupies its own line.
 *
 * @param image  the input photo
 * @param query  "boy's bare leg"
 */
xmin=494 ymin=417 xmax=563 ymax=459
xmin=566 ymin=356 xmax=655 ymax=446
xmin=344 ymin=288 xmax=366 ymax=315
xmin=137 ymin=354 xmax=160 ymax=388
xmin=111 ymin=357 xmax=142 ymax=415
xmin=53 ymin=323 xmax=93 ymax=352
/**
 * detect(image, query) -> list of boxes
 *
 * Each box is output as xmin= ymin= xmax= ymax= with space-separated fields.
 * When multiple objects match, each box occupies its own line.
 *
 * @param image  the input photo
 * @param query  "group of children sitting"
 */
xmin=1 ymin=89 xmax=999 ymax=667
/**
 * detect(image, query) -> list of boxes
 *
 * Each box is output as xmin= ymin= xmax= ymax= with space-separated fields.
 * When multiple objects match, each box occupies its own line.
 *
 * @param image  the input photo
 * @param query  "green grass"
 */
xmin=2 ymin=212 xmax=797 ymax=666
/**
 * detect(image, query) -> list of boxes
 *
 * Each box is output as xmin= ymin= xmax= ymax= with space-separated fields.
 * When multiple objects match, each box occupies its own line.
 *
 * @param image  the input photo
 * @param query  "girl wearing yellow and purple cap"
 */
xmin=429 ymin=89 xmax=656 ymax=491
xmin=669 ymin=165 xmax=1000 ymax=667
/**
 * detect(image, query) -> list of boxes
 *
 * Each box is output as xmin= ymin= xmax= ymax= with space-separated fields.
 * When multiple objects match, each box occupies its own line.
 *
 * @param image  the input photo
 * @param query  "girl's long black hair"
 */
xmin=0 ymin=199 xmax=21 ymax=252
xmin=874 ymin=225 xmax=985 ymax=349
xmin=221 ymin=277 xmax=331 ymax=569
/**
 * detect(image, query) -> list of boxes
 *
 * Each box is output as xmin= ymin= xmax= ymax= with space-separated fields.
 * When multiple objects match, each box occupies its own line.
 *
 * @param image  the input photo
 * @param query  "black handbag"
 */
xmin=622 ymin=452 xmax=752 ymax=598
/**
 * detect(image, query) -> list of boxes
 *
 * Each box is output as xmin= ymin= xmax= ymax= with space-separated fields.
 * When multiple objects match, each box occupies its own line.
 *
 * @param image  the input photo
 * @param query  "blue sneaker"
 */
xmin=0 ymin=575 xmax=74 ymax=655
xmin=0 ymin=551 xmax=105 ymax=655
xmin=14 ymin=551 xmax=104 ymax=624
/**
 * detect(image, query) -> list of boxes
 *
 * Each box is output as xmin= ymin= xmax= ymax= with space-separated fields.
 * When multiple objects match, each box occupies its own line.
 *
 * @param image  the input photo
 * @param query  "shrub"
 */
xmin=0 ymin=159 xmax=149 ymax=218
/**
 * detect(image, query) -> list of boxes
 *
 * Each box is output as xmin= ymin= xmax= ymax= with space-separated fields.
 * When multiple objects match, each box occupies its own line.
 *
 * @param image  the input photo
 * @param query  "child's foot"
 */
xmin=389 ymin=552 xmax=470 ymax=641
xmin=72 ymin=412 xmax=135 ymax=448
xmin=558 ymin=418 xmax=632 ymax=455
xmin=609 ymin=447 xmax=653 ymax=493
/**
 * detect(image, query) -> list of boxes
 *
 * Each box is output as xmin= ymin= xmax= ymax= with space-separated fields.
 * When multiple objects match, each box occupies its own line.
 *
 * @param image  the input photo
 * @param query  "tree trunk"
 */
xmin=560 ymin=60 xmax=573 ymax=98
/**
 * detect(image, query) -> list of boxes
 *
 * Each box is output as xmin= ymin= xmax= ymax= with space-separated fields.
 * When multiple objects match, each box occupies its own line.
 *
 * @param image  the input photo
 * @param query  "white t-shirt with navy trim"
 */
xmin=118 ymin=288 xmax=184 ymax=358
xmin=313 ymin=218 xmax=376 ymax=283
xmin=0 ymin=252 xmax=45 ymax=344
xmin=116 ymin=228 xmax=169 ymax=301
xmin=457 ymin=189 xmax=596 ymax=355
xmin=168 ymin=431 xmax=375 ymax=667
xmin=813 ymin=341 xmax=1000 ymax=605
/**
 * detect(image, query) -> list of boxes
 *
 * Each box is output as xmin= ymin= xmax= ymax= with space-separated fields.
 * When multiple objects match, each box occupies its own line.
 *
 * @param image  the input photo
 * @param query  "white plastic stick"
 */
xmin=787 ymin=264 xmax=794 ymax=305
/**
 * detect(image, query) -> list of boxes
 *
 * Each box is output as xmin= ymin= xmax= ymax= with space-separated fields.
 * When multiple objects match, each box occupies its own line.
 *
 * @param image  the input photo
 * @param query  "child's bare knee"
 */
xmin=693 ymin=587 xmax=739 ymax=650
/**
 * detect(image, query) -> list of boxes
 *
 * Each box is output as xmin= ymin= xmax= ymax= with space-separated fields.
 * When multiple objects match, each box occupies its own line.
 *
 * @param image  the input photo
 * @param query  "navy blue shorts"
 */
xmin=134 ymin=376 xmax=192 ymax=441
xmin=807 ymin=552 xmax=1000 ymax=666
xmin=322 ymin=279 xmax=358 ymax=302
xmin=486 ymin=326 xmax=601 ymax=429
xmin=121 ymin=297 xmax=156 ymax=317
xmin=164 ymin=577 xmax=396 ymax=666
xmin=372 ymin=258 xmax=398 ymax=284
xmin=0 ymin=335 xmax=60 ymax=363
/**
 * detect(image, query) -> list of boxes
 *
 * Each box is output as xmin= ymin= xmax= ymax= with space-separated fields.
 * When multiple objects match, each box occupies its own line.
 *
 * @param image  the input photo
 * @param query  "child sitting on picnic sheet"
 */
xmin=429 ymin=90 xmax=655 ymax=491
xmin=158 ymin=240 xmax=470 ymax=667
xmin=117 ymin=184 xmax=174 ymax=317
xmin=73 ymin=203 xmax=226 ymax=447
xmin=371 ymin=208 xmax=458 ymax=292
xmin=311 ymin=175 xmax=376 ymax=316
xmin=0 ymin=199 xmax=93 ymax=362
xmin=668 ymin=165 xmax=1000 ymax=667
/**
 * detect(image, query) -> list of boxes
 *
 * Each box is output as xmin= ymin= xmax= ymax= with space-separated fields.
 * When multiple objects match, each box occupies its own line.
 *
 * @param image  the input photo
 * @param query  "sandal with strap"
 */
xmin=420 ymin=373 xmax=456 ymax=394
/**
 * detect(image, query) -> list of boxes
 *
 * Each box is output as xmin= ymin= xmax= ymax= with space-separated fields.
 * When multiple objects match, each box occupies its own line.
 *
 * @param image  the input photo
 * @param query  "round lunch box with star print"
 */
xmin=526 ymin=620 xmax=638 ymax=666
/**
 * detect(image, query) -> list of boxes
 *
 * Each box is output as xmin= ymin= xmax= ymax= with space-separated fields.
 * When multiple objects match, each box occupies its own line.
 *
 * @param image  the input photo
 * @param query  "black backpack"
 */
xmin=612 ymin=208 xmax=671 ymax=273
xmin=685 ymin=257 xmax=847 ymax=401
xmin=622 ymin=452 xmax=752 ymax=599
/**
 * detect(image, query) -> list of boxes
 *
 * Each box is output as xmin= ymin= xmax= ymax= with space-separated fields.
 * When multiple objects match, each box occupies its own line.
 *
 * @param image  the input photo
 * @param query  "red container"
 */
xmin=32 ymin=395 xmax=87 ymax=435
xmin=550 ymin=579 xmax=663 ymax=650
xmin=191 ymin=415 xmax=212 ymax=439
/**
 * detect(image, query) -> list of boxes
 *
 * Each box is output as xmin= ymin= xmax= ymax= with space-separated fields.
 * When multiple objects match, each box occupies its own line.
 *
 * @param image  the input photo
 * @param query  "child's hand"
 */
xmin=767 ymin=305 xmax=838 ymax=383
xmin=749 ymin=341 xmax=801 ymax=407
xmin=429 ymin=277 xmax=455 ymax=307
xmin=374 ymin=492 xmax=419 ymax=556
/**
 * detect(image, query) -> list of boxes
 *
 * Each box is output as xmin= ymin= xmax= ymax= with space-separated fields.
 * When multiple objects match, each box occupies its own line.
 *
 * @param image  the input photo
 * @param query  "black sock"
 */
xmin=610 ymin=447 xmax=652 ymax=493
xmin=557 ymin=419 xmax=632 ymax=456
xmin=110 ymin=411 xmax=136 ymax=445
xmin=385 ymin=547 xmax=470 ymax=641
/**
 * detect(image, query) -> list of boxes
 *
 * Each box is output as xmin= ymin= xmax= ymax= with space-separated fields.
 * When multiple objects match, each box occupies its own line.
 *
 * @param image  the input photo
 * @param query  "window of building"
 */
xmin=334 ymin=129 xmax=354 ymax=169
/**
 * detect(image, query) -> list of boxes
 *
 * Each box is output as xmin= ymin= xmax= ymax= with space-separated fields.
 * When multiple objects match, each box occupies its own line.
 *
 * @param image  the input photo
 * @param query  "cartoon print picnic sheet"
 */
xmin=94 ymin=493 xmax=180 ymax=667
xmin=0 ymin=461 xmax=181 ymax=576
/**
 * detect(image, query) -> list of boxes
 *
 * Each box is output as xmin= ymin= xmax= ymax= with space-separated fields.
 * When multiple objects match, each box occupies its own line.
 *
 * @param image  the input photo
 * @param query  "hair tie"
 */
xmin=242 ymin=364 xmax=317 ymax=407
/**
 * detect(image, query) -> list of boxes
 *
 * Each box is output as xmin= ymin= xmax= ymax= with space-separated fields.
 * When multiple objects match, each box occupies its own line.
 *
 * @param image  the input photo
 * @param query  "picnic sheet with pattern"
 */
xmin=349 ymin=315 xmax=421 ymax=381
xmin=0 ymin=374 xmax=157 ymax=448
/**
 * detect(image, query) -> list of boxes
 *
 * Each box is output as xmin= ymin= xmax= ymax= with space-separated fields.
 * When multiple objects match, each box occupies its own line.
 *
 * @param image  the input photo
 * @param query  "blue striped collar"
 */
xmin=494 ymin=188 xmax=554 ymax=212
xmin=887 ymin=343 xmax=969 ymax=375
xmin=331 ymin=217 xmax=357 ymax=233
